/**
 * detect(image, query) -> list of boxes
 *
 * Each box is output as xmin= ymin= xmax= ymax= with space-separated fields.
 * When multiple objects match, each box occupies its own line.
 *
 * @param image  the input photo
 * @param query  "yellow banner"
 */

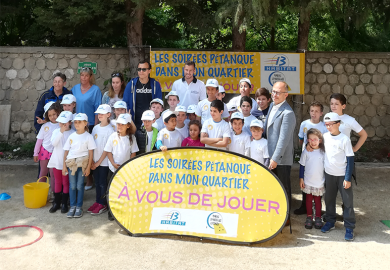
xmin=151 ymin=50 xmax=304 ymax=94
xmin=108 ymin=148 xmax=289 ymax=244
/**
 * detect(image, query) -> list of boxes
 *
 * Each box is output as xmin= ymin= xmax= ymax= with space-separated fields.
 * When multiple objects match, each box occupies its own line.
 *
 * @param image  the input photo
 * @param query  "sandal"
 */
xmin=314 ymin=217 xmax=323 ymax=229
xmin=305 ymin=217 xmax=313 ymax=229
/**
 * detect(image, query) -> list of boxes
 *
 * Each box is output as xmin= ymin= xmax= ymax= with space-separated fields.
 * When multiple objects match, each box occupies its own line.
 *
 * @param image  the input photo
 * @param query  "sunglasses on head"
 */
xmin=137 ymin=68 xmax=150 ymax=72
xmin=111 ymin=72 xmax=123 ymax=78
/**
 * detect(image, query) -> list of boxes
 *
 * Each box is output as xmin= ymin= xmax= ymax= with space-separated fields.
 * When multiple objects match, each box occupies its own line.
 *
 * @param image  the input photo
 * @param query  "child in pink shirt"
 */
xmin=181 ymin=120 xmax=205 ymax=147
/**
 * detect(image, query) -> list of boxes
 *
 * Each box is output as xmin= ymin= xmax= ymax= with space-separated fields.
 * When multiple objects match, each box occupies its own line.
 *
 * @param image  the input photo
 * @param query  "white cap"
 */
xmin=113 ymin=101 xmax=127 ymax=109
xmin=60 ymin=94 xmax=76 ymax=105
xmin=175 ymin=105 xmax=186 ymax=113
xmin=44 ymin=101 xmax=55 ymax=114
xmin=240 ymin=78 xmax=252 ymax=87
xmin=231 ymin=112 xmax=244 ymax=120
xmin=227 ymin=103 xmax=237 ymax=112
xmin=73 ymin=113 xmax=88 ymax=122
xmin=116 ymin=113 xmax=132 ymax=125
xmin=95 ymin=104 xmax=111 ymax=114
xmin=165 ymin=91 xmax=179 ymax=100
xmin=141 ymin=110 xmax=155 ymax=121
xmin=205 ymin=78 xmax=219 ymax=88
xmin=162 ymin=110 xmax=178 ymax=122
xmin=187 ymin=104 xmax=197 ymax=114
xmin=150 ymin=98 xmax=164 ymax=106
xmin=56 ymin=111 xmax=73 ymax=123
xmin=324 ymin=112 xmax=342 ymax=123
xmin=218 ymin=85 xmax=225 ymax=93
xmin=250 ymin=119 xmax=264 ymax=128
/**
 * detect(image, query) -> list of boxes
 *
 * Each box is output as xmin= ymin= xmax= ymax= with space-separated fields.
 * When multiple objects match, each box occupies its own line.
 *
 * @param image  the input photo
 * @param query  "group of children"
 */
xmin=33 ymin=74 xmax=365 ymax=241
xmin=297 ymin=94 xmax=366 ymax=241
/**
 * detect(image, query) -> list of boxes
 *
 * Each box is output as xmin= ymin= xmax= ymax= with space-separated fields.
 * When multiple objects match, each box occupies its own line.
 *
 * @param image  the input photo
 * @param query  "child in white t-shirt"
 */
xmin=299 ymin=101 xmax=328 ymax=151
xmin=157 ymin=111 xmax=183 ymax=151
xmin=249 ymin=119 xmax=269 ymax=166
xmin=150 ymin=98 xmax=164 ymax=131
xmin=110 ymin=101 xmax=128 ymax=131
xmin=295 ymin=100 xmax=328 ymax=216
xmin=321 ymin=112 xmax=355 ymax=241
xmin=60 ymin=94 xmax=77 ymax=130
xmin=34 ymin=101 xmax=61 ymax=196
xmin=240 ymin=96 xmax=258 ymax=136
xmin=63 ymin=113 xmax=97 ymax=218
xmin=104 ymin=114 xmax=139 ymax=173
xmin=88 ymin=104 xmax=114 ymax=215
xmin=299 ymin=128 xmax=325 ymax=230
xmin=200 ymin=100 xmax=231 ymax=150
xmin=228 ymin=112 xmax=250 ymax=157
xmin=47 ymin=111 xmax=74 ymax=214
xmin=140 ymin=110 xmax=158 ymax=153
xmin=330 ymin=93 xmax=367 ymax=152
xmin=196 ymin=79 xmax=229 ymax=124
xmin=175 ymin=105 xmax=189 ymax=139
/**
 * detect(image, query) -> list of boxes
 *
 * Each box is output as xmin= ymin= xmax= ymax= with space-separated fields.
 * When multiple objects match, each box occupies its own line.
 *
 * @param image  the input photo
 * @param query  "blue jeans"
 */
xmin=68 ymin=167 xmax=85 ymax=207
xmin=93 ymin=166 xmax=109 ymax=205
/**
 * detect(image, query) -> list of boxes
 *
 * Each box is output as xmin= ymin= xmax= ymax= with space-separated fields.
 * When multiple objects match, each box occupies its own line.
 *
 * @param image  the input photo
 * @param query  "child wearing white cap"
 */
xmin=137 ymin=110 xmax=159 ymax=154
xmin=227 ymin=78 xmax=258 ymax=114
xmin=163 ymin=91 xmax=180 ymax=116
xmin=156 ymin=111 xmax=183 ymax=151
xmin=47 ymin=111 xmax=75 ymax=214
xmin=104 ymin=114 xmax=139 ymax=173
xmin=186 ymin=104 xmax=197 ymax=123
xmin=175 ymin=105 xmax=189 ymax=139
xmin=216 ymin=85 xmax=226 ymax=102
xmin=150 ymin=98 xmax=164 ymax=131
xmin=196 ymin=78 xmax=229 ymax=124
xmin=321 ymin=112 xmax=355 ymax=241
xmin=60 ymin=94 xmax=77 ymax=130
xmin=34 ymin=102 xmax=62 ymax=201
xmin=88 ymin=104 xmax=115 ymax=215
xmin=110 ymin=101 xmax=128 ymax=131
xmin=249 ymin=119 xmax=270 ymax=166
xmin=228 ymin=112 xmax=251 ymax=157
xmin=63 ymin=113 xmax=97 ymax=218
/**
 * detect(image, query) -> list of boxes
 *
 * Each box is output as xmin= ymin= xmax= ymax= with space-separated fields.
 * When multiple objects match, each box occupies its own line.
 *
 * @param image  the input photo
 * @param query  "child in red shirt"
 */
xmin=181 ymin=120 xmax=205 ymax=147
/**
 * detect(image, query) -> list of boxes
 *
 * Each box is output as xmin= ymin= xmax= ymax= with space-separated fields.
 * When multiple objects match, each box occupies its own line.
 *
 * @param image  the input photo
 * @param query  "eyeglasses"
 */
xmin=271 ymin=90 xmax=287 ymax=96
xmin=112 ymin=73 xmax=123 ymax=78
xmin=325 ymin=122 xmax=338 ymax=127
xmin=137 ymin=68 xmax=150 ymax=72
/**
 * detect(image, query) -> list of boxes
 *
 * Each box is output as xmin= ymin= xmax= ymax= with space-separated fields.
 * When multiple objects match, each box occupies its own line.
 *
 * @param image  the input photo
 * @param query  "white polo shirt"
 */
xmin=172 ymin=77 xmax=207 ymax=108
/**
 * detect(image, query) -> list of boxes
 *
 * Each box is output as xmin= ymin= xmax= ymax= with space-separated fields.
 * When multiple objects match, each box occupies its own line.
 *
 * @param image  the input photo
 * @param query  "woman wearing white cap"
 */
xmin=71 ymin=67 xmax=102 ymax=133
xmin=47 ymin=111 xmax=75 ymax=214
xmin=227 ymin=78 xmax=259 ymax=114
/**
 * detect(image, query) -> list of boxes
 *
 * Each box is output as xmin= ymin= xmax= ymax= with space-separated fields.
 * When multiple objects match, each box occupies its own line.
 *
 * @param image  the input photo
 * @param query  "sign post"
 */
xmin=77 ymin=62 xmax=97 ymax=74
xmin=108 ymin=148 xmax=289 ymax=244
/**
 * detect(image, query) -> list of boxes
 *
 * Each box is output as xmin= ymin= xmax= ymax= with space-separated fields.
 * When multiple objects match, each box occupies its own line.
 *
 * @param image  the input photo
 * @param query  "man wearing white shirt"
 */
xmin=171 ymin=61 xmax=207 ymax=108
xmin=264 ymin=81 xmax=296 ymax=226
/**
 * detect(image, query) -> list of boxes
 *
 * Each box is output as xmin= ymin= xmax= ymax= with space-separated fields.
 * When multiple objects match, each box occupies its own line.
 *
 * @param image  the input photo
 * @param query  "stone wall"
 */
xmin=0 ymin=47 xmax=129 ymax=141
xmin=0 ymin=47 xmax=389 ymax=142
xmin=304 ymin=52 xmax=390 ymax=141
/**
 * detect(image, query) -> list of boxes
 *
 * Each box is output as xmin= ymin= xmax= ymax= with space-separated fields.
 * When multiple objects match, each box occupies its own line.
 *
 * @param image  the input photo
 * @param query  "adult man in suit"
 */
xmin=264 ymin=81 xmax=296 ymax=225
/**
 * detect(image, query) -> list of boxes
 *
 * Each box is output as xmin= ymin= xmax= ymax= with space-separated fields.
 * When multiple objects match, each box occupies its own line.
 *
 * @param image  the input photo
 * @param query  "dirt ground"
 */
xmin=1 ymin=161 xmax=389 ymax=270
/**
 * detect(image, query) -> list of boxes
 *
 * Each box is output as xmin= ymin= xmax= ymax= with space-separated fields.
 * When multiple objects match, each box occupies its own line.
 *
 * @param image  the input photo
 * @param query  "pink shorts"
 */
xmin=38 ymin=146 xmax=52 ymax=161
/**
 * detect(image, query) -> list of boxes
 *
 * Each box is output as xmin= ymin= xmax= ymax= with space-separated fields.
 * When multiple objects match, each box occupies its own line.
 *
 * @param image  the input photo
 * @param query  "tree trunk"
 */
xmin=125 ymin=0 xmax=145 ymax=77
xmin=232 ymin=9 xmax=246 ymax=51
xmin=270 ymin=26 xmax=276 ymax=50
xmin=293 ymin=9 xmax=310 ymax=150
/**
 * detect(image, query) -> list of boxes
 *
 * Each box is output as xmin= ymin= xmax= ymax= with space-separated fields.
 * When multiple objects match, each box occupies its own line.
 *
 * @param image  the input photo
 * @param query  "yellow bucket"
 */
xmin=23 ymin=176 xmax=50 ymax=209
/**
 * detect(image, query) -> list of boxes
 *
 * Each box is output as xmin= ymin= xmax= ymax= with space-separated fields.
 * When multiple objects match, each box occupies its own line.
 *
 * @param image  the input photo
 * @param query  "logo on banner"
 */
xmin=207 ymin=212 xmax=227 ymax=234
xmin=161 ymin=211 xmax=186 ymax=226
xmin=265 ymin=54 xmax=297 ymax=88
